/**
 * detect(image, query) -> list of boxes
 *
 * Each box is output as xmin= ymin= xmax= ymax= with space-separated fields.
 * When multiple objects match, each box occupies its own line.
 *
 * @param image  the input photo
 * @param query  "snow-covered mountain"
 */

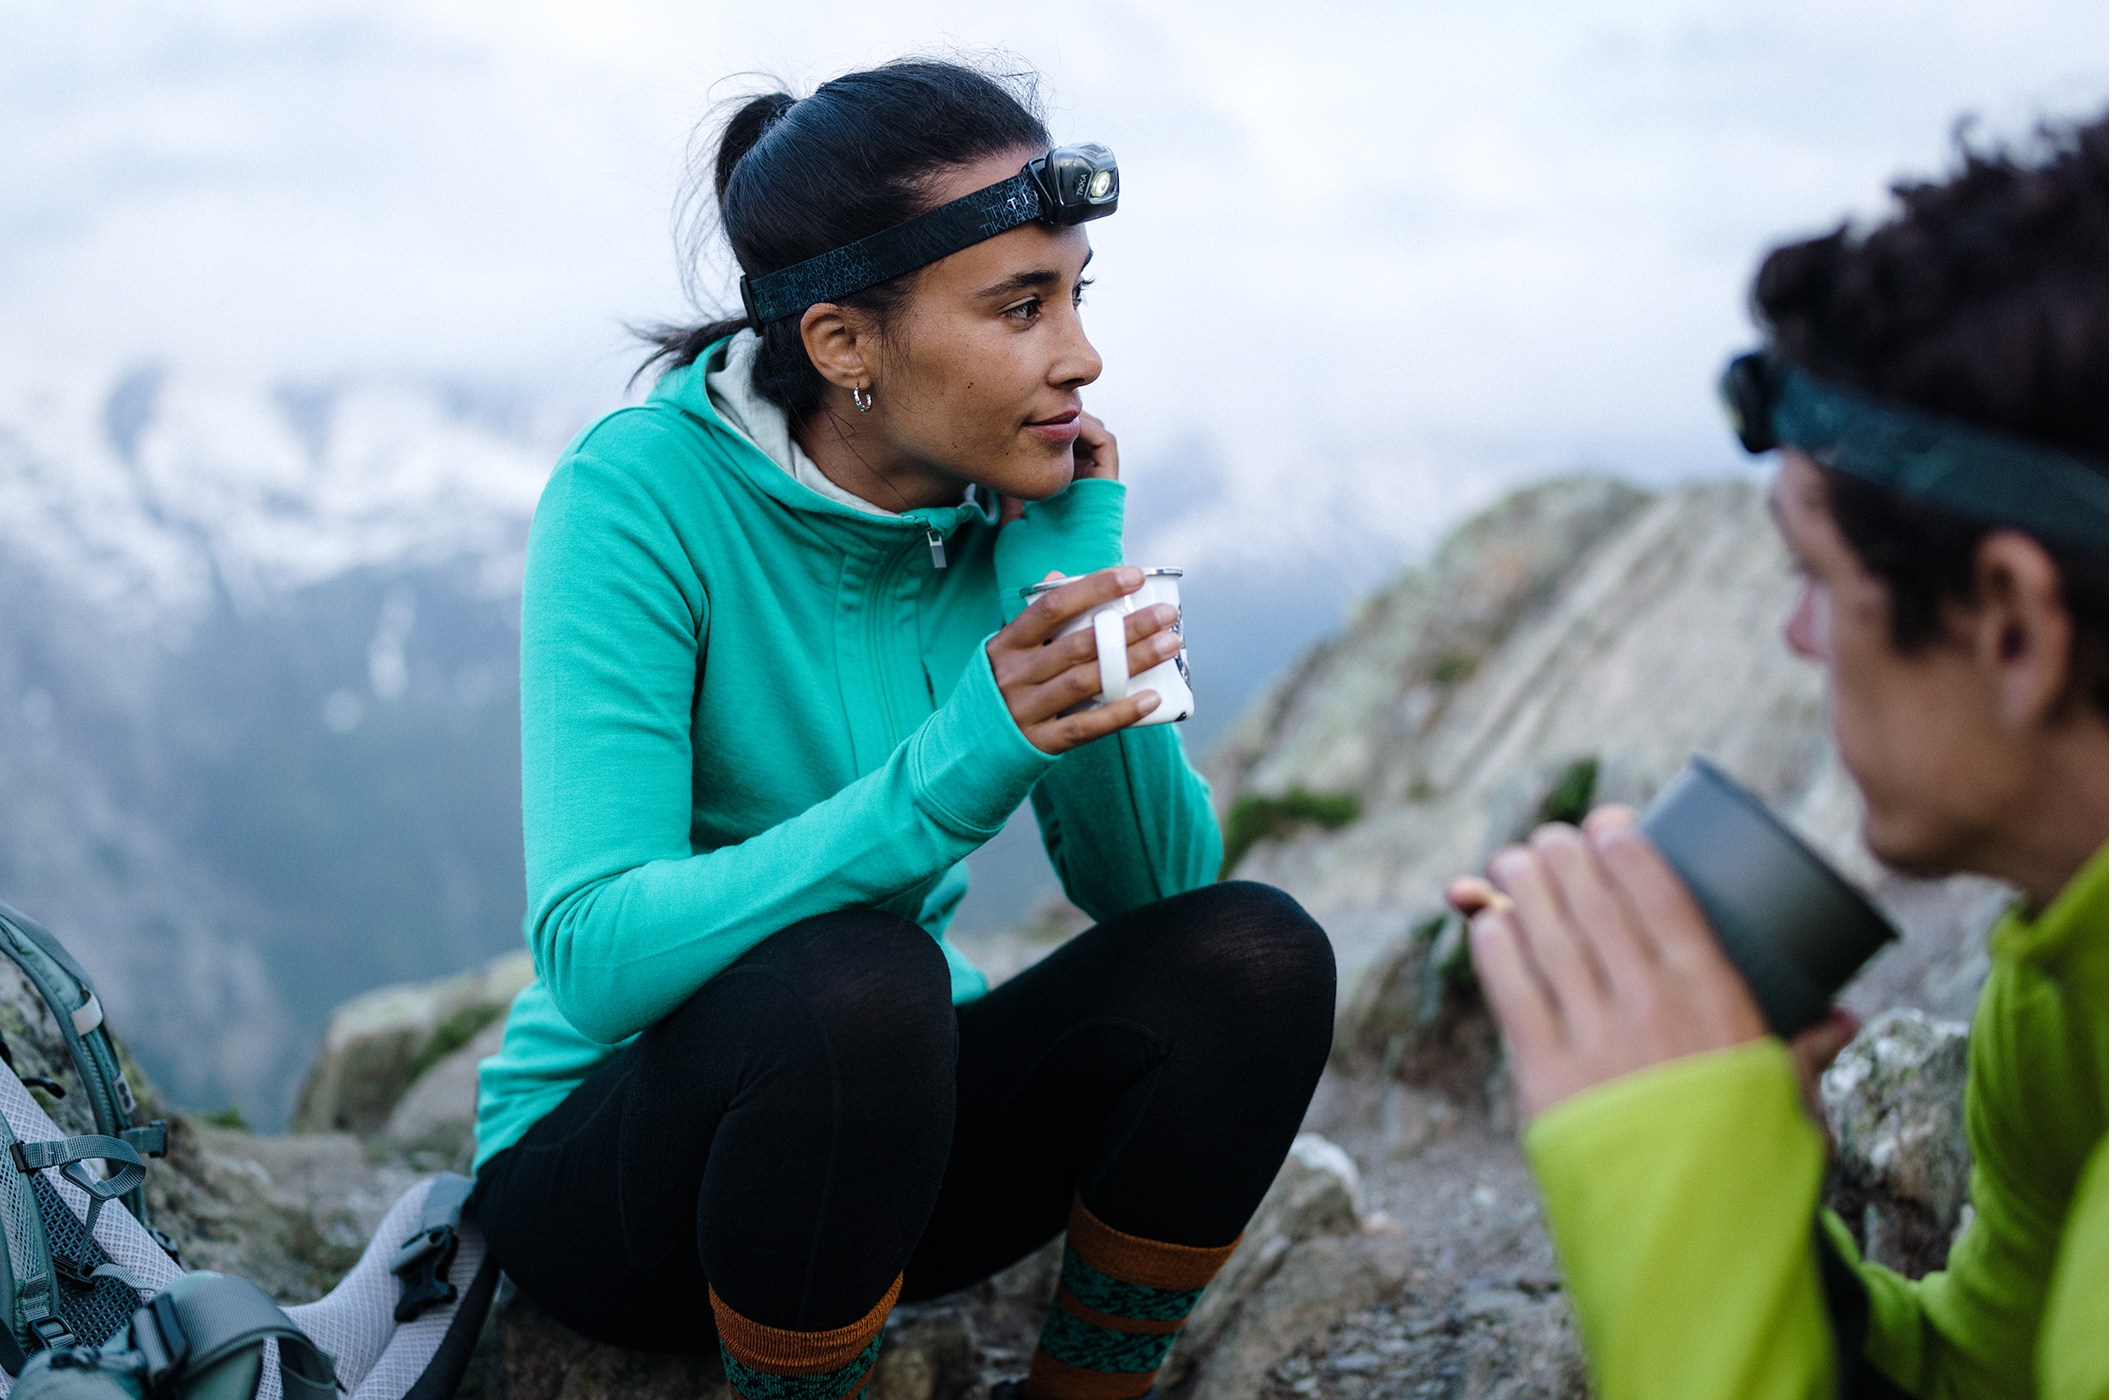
xmin=0 ymin=352 xmax=558 ymax=1124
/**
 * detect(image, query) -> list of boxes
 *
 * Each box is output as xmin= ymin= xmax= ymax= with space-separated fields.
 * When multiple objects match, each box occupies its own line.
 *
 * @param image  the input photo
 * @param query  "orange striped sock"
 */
xmin=1024 ymin=1197 xmax=1240 ymax=1400
xmin=709 ymin=1275 xmax=901 ymax=1400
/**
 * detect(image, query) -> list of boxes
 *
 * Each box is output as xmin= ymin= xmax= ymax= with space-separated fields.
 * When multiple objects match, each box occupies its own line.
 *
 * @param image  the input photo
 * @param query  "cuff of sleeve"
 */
xmin=908 ymin=636 xmax=1057 ymax=837
xmin=1522 ymin=1039 xmax=1830 ymax=1397
xmin=995 ymin=477 xmax=1127 ymax=621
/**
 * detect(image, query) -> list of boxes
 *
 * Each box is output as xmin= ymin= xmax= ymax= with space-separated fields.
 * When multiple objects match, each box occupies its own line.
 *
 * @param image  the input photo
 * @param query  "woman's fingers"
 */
xmin=1072 ymin=412 xmax=1119 ymax=481
xmin=997 ymin=603 xmax=1177 ymax=695
xmin=1000 ymin=566 xmax=1143 ymax=649
xmin=1021 ymin=690 xmax=1159 ymax=753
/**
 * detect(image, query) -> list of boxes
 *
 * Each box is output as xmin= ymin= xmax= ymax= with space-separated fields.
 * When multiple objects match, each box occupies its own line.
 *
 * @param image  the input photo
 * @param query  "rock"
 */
xmin=1822 ymin=1008 xmax=1973 ymax=1278
xmin=148 ymin=1116 xmax=421 ymax=1301
xmin=385 ymin=1012 xmax=508 ymax=1170
xmin=462 ymin=1282 xmax=980 ymax=1400
xmin=1209 ymin=476 xmax=2010 ymax=1028
xmin=1274 ymin=1281 xmax=1587 ymax=1400
xmin=294 ymin=950 xmax=533 ymax=1135
xmin=1170 ymin=1134 xmax=1366 ymax=1380
xmin=1186 ymin=1234 xmax=1408 ymax=1400
xmin=871 ymin=1307 xmax=979 ymax=1400
xmin=475 ymin=1284 xmax=727 ymax=1400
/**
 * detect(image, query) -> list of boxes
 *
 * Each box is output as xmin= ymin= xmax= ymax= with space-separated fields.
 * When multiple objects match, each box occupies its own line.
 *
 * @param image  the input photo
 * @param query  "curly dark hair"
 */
xmin=1752 ymin=115 xmax=2107 ymax=714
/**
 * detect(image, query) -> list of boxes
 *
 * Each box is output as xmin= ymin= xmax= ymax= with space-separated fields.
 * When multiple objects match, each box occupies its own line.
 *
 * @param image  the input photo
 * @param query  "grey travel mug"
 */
xmin=1638 ymin=757 xmax=1897 ymax=1037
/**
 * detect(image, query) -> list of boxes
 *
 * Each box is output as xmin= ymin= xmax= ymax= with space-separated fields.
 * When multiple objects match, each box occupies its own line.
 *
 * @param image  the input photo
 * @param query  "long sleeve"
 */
xmin=1522 ymin=1041 xmax=1838 ymax=1400
xmin=990 ymin=475 xmax=1223 ymax=920
xmin=1030 ymin=729 xmax=1222 ymax=923
xmin=520 ymin=454 xmax=1055 ymax=1046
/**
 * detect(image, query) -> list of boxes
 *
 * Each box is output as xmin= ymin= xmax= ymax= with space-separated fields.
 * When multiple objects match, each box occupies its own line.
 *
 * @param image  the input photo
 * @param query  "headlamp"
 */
xmin=740 ymin=142 xmax=1119 ymax=327
xmin=1719 ymin=350 xmax=2107 ymax=548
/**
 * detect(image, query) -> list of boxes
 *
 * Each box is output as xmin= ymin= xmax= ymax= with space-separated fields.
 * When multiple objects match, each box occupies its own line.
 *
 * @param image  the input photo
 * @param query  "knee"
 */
xmin=1161 ymin=882 xmax=1337 ymax=1025
xmin=757 ymin=909 xmax=958 ymax=1075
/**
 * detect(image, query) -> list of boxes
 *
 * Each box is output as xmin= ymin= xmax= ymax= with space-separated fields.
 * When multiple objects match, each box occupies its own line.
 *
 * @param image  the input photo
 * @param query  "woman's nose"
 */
xmin=1051 ymin=306 xmax=1103 ymax=389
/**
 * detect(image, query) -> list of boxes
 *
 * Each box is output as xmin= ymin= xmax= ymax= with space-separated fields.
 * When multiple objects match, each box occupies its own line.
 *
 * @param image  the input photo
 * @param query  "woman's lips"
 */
xmin=1025 ymin=410 xmax=1080 ymax=445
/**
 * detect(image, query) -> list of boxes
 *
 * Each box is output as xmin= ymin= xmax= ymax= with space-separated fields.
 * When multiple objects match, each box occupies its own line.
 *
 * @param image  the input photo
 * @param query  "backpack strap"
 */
xmin=13 ymin=1137 xmax=147 ymax=1235
xmin=389 ymin=1174 xmax=474 ymax=1323
xmin=132 ymin=1276 xmax=337 ymax=1400
xmin=0 ymin=901 xmax=166 ymax=1234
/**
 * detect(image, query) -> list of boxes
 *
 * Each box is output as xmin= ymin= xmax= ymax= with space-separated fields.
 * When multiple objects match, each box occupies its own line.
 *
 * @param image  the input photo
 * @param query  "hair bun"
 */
xmin=715 ymin=93 xmax=797 ymax=199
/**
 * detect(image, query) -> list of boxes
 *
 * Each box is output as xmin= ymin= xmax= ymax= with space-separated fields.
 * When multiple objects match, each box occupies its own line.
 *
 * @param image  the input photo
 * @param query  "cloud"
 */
xmin=0 ymin=0 xmax=2103 ymax=579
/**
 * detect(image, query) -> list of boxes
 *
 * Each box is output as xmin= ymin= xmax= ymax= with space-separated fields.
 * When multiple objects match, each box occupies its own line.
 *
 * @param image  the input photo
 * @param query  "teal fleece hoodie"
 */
xmin=473 ymin=335 xmax=1223 ymax=1170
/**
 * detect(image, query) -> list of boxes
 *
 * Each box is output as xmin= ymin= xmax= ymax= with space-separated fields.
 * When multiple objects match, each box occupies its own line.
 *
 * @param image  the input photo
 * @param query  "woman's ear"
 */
xmin=1968 ymin=529 xmax=2075 ymax=732
xmin=798 ymin=303 xmax=872 ymax=392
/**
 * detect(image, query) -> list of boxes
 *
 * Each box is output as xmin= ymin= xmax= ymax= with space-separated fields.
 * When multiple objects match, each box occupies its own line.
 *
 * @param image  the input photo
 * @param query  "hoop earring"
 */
xmin=852 ymin=385 xmax=873 ymax=413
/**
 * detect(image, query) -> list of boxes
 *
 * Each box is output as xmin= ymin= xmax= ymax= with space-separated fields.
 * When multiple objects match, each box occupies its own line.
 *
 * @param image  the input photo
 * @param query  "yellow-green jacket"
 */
xmin=1526 ymin=848 xmax=2106 ymax=1399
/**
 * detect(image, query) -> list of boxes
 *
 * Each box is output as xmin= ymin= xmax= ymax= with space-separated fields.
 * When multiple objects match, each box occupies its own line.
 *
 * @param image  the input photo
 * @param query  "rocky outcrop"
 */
xmin=1822 ymin=1009 xmax=1974 ymax=1279
xmin=294 ymin=951 xmax=533 ymax=1137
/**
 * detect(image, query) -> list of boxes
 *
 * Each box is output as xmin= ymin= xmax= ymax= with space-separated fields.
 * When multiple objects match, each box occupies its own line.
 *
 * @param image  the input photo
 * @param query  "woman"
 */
xmin=470 ymin=60 xmax=1336 ymax=1400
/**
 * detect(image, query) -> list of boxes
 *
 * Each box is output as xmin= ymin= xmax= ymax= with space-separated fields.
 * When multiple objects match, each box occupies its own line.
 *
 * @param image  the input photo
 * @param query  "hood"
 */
xmin=648 ymin=332 xmax=995 ymax=540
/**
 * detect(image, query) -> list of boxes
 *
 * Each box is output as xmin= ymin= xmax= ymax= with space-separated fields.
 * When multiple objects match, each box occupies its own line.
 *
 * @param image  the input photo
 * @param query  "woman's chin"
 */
xmin=986 ymin=454 xmax=1079 ymax=502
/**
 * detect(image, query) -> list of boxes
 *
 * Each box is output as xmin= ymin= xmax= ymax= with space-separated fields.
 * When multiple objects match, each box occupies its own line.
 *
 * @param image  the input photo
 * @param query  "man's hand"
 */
xmin=987 ymin=566 xmax=1178 ymax=754
xmin=1450 ymin=806 xmax=1852 ymax=1124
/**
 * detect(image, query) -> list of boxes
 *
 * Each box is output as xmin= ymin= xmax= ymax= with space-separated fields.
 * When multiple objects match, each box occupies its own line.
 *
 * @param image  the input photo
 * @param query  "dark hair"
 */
xmin=1752 ymin=115 xmax=2108 ymax=715
xmin=637 ymin=60 xmax=1050 ymax=427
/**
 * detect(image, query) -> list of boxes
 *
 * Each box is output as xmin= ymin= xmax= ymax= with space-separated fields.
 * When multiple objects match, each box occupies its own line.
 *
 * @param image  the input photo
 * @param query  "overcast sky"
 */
xmin=3 ymin=0 xmax=2105 ymax=569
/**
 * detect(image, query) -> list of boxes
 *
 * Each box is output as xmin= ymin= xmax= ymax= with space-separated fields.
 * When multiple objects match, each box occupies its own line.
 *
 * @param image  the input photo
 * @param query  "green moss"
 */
xmin=409 ymin=1003 xmax=505 ymax=1083
xmin=1428 ymin=652 xmax=1478 ymax=686
xmin=1534 ymin=756 xmax=1599 ymax=828
xmin=203 ymin=1105 xmax=251 ymax=1131
xmin=1221 ymin=790 xmax=1361 ymax=878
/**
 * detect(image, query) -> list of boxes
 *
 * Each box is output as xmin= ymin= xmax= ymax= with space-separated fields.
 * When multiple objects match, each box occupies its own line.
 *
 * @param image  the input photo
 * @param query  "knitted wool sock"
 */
xmin=710 ymin=1275 xmax=901 ymax=1400
xmin=1026 ymin=1197 xmax=1240 ymax=1400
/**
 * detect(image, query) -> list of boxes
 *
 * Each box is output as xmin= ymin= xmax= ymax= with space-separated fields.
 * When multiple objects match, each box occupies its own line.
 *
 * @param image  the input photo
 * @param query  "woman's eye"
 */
xmin=1003 ymin=298 xmax=1042 ymax=323
xmin=1073 ymin=278 xmax=1094 ymax=307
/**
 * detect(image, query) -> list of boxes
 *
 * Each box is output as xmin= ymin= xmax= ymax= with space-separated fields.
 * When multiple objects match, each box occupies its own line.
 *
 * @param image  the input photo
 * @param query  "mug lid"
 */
xmin=1020 ymin=566 xmax=1183 ymax=600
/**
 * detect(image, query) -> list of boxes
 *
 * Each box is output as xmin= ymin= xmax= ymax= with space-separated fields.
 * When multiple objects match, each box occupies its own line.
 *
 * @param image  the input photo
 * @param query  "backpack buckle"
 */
xmin=133 ymin=1291 xmax=190 ymax=1396
xmin=27 ymin=1313 xmax=75 ymax=1350
xmin=390 ymin=1224 xmax=459 ymax=1322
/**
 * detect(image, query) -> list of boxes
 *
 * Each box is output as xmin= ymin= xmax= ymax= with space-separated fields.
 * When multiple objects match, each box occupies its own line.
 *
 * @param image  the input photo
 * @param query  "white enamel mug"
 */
xmin=1023 ymin=568 xmax=1194 ymax=725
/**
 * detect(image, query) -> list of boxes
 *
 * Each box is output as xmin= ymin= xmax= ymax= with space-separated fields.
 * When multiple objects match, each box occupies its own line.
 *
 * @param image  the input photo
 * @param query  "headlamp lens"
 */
xmin=1721 ymin=352 xmax=1782 ymax=455
xmin=1028 ymin=143 xmax=1120 ymax=225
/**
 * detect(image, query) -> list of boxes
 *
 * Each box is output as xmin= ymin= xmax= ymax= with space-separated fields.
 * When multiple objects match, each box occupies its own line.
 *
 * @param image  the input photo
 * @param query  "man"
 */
xmin=1456 ymin=119 xmax=2106 ymax=1399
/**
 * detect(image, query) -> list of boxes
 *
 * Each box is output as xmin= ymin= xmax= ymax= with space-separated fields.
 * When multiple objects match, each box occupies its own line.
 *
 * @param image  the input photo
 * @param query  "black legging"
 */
xmin=471 ymin=881 xmax=1335 ymax=1348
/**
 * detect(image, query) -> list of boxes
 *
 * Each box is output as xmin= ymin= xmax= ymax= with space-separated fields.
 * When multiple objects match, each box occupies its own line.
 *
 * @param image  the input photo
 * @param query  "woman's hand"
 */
xmin=987 ymin=566 xmax=1178 ymax=754
xmin=1451 ymin=806 xmax=1852 ymax=1124
xmin=1000 ymin=411 xmax=1118 ymax=525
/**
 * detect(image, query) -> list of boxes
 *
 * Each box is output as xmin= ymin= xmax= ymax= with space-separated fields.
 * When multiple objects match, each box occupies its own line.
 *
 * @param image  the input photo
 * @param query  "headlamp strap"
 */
xmin=1724 ymin=352 xmax=2108 ymax=550
xmin=742 ymin=172 xmax=1045 ymax=326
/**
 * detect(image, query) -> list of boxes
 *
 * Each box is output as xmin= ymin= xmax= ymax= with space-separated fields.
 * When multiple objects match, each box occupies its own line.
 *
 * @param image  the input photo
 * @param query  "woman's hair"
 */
xmin=1752 ymin=115 xmax=2108 ymax=714
xmin=637 ymin=60 xmax=1051 ymax=427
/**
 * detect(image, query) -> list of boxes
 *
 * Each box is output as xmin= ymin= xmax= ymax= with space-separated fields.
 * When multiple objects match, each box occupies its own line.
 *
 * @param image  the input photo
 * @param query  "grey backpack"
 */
xmin=0 ymin=901 xmax=496 ymax=1400
xmin=0 ymin=900 xmax=169 ymax=1367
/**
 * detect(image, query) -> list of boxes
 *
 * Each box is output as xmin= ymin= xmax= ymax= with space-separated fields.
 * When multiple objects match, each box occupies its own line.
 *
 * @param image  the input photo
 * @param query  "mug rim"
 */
xmin=1020 ymin=566 xmax=1183 ymax=600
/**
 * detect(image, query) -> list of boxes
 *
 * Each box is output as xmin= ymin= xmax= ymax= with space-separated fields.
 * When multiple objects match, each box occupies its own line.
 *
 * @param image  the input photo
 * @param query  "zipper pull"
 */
xmin=925 ymin=527 xmax=948 ymax=569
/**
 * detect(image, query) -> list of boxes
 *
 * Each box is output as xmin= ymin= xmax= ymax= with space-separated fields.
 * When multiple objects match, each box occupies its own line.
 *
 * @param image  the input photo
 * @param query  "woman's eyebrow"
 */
xmin=975 ymin=251 xmax=1092 ymax=300
xmin=975 ymin=268 xmax=1063 ymax=299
